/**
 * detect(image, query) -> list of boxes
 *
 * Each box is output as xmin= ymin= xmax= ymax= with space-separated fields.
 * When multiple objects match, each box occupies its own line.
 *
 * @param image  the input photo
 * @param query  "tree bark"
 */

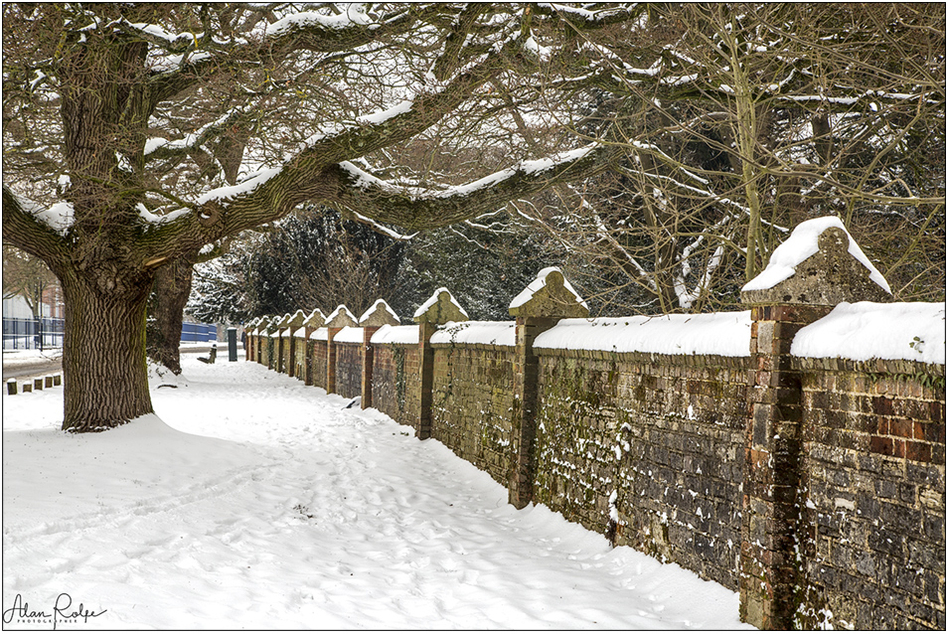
xmin=61 ymin=275 xmax=154 ymax=432
xmin=147 ymin=255 xmax=197 ymax=375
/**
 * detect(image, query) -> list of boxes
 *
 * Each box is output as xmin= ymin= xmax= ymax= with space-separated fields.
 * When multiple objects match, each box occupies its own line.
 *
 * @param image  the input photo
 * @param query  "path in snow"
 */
xmin=2 ymin=354 xmax=749 ymax=630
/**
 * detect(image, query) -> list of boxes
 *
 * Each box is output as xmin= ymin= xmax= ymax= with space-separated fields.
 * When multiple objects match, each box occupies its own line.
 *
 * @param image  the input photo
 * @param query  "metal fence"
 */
xmin=2 ymin=318 xmax=217 ymax=349
xmin=2 ymin=317 xmax=65 ymax=350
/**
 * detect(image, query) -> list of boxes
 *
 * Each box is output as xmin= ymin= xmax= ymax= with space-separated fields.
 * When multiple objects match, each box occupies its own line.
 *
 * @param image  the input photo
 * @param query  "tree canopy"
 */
xmin=1 ymin=3 xmax=635 ymax=431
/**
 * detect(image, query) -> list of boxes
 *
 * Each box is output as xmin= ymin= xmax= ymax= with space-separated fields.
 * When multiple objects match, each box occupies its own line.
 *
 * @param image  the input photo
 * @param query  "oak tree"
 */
xmin=3 ymin=3 xmax=629 ymax=431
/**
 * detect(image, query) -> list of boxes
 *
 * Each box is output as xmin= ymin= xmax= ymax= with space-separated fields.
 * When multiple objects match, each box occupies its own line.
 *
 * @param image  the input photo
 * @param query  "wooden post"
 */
xmin=33 ymin=378 xmax=43 ymax=391
xmin=7 ymin=380 xmax=17 ymax=395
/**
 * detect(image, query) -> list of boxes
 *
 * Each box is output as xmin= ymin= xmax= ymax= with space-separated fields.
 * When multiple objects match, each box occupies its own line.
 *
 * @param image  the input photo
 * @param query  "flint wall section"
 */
xmin=247 ymin=312 xmax=944 ymax=630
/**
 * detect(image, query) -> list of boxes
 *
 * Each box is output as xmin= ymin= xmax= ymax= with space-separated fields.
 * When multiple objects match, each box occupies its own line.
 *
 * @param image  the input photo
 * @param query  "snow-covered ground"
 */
xmin=3 ymin=353 xmax=748 ymax=630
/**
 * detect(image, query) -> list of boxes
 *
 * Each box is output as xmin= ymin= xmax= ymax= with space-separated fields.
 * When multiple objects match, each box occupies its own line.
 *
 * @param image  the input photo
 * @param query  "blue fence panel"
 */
xmin=2 ymin=317 xmax=65 ymax=350
xmin=3 ymin=317 xmax=215 ymax=348
xmin=180 ymin=322 xmax=217 ymax=343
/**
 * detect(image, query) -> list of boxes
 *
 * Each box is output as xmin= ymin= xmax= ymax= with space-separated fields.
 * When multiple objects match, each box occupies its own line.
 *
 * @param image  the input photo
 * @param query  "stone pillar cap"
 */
xmin=509 ymin=267 xmax=590 ymax=318
xmin=325 ymin=305 xmax=358 ymax=329
xmin=414 ymin=287 xmax=469 ymax=324
xmin=287 ymin=309 xmax=307 ymax=330
xmin=359 ymin=299 xmax=401 ymax=327
xmin=264 ymin=315 xmax=282 ymax=333
xmin=741 ymin=217 xmax=892 ymax=306
xmin=304 ymin=308 xmax=327 ymax=328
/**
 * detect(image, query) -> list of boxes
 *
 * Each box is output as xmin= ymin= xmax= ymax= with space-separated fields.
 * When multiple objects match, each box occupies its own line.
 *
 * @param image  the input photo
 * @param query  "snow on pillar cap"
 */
xmin=264 ymin=315 xmax=282 ymax=333
xmin=359 ymin=299 xmax=401 ymax=327
xmin=413 ymin=288 xmax=469 ymax=324
xmin=287 ymin=309 xmax=308 ymax=330
xmin=324 ymin=305 xmax=358 ymax=329
xmin=509 ymin=267 xmax=590 ymax=318
xmin=741 ymin=217 xmax=891 ymax=306
xmin=304 ymin=308 xmax=327 ymax=328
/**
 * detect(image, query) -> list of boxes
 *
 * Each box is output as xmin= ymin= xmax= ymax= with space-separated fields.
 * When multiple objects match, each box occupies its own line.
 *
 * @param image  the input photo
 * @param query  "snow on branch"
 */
xmin=269 ymin=4 xmax=376 ymax=35
xmin=331 ymin=142 xmax=612 ymax=230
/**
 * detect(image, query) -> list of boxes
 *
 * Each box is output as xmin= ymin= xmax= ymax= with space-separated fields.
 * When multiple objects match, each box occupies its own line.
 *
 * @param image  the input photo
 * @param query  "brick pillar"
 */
xmin=740 ymin=303 xmax=831 ymax=629
xmin=509 ymin=316 xmax=558 ymax=509
xmin=287 ymin=335 xmax=296 ymax=377
xmin=361 ymin=326 xmax=380 ymax=409
xmin=417 ymin=321 xmax=437 ymax=440
xmin=326 ymin=327 xmax=341 ymax=394
xmin=507 ymin=267 xmax=589 ymax=509
xmin=738 ymin=221 xmax=892 ymax=629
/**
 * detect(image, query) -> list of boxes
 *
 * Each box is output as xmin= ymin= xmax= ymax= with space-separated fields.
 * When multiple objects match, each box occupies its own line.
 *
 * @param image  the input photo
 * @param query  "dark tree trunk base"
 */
xmin=62 ymin=275 xmax=154 ymax=433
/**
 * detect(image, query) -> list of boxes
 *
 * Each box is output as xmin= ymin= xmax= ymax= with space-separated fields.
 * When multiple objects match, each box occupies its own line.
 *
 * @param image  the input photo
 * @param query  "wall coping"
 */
xmin=534 ymin=346 xmax=750 ymax=368
xmin=790 ymin=355 xmax=946 ymax=376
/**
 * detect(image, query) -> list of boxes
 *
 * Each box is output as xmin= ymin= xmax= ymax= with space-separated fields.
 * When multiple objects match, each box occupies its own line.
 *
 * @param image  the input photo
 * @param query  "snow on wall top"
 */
xmin=370 ymin=325 xmax=420 ymax=346
xmin=533 ymin=312 xmax=752 ymax=357
xmin=333 ymin=326 xmax=364 ymax=344
xmin=293 ymin=327 xmax=306 ymax=338
xmin=742 ymin=216 xmax=890 ymax=294
xmin=310 ymin=327 xmax=329 ymax=341
xmin=509 ymin=267 xmax=589 ymax=311
xmin=791 ymin=302 xmax=946 ymax=365
xmin=430 ymin=321 xmax=516 ymax=347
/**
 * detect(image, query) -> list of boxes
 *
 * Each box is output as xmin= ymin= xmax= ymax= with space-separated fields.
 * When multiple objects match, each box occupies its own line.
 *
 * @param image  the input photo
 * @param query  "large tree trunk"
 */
xmin=146 ymin=256 xmax=196 ymax=375
xmin=61 ymin=276 xmax=153 ymax=433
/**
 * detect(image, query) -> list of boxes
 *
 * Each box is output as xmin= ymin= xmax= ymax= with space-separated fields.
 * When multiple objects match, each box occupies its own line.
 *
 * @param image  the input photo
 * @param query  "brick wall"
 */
xmin=251 ymin=308 xmax=945 ymax=630
xmin=371 ymin=343 xmax=421 ymax=429
xmin=334 ymin=341 xmax=363 ymax=399
xmin=532 ymin=348 xmax=747 ymax=590
xmin=430 ymin=342 xmax=517 ymax=487
xmin=796 ymin=357 xmax=946 ymax=629
xmin=311 ymin=339 xmax=328 ymax=390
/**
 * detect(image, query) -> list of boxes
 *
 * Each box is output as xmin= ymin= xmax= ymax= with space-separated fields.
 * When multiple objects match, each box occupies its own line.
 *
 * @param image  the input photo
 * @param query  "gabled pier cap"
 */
xmin=324 ymin=305 xmax=358 ymax=329
xmin=741 ymin=217 xmax=892 ymax=306
xmin=413 ymin=288 xmax=469 ymax=324
xmin=304 ymin=308 xmax=326 ymax=329
xmin=359 ymin=299 xmax=401 ymax=327
xmin=287 ymin=309 xmax=307 ymax=330
xmin=509 ymin=267 xmax=589 ymax=318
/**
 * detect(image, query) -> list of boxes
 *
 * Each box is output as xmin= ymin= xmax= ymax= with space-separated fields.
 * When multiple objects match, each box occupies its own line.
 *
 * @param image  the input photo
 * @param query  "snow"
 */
xmin=2 ymin=355 xmax=748 ymax=630
xmin=509 ymin=266 xmax=589 ymax=311
xmin=430 ymin=321 xmax=516 ymax=347
xmin=791 ymin=302 xmax=946 ymax=364
xmin=742 ymin=217 xmax=891 ymax=294
xmin=333 ymin=326 xmax=365 ymax=344
xmin=28 ymin=201 xmax=74 ymax=236
xmin=325 ymin=305 xmax=358 ymax=325
xmin=370 ymin=325 xmax=420 ymax=346
xmin=310 ymin=327 xmax=329 ymax=341
xmin=196 ymin=168 xmax=282 ymax=205
xmin=359 ymin=299 xmax=400 ymax=325
xmin=413 ymin=287 xmax=469 ymax=320
xmin=292 ymin=327 xmax=306 ymax=338
xmin=533 ymin=312 xmax=753 ymax=358
xmin=269 ymin=5 xmax=374 ymax=35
